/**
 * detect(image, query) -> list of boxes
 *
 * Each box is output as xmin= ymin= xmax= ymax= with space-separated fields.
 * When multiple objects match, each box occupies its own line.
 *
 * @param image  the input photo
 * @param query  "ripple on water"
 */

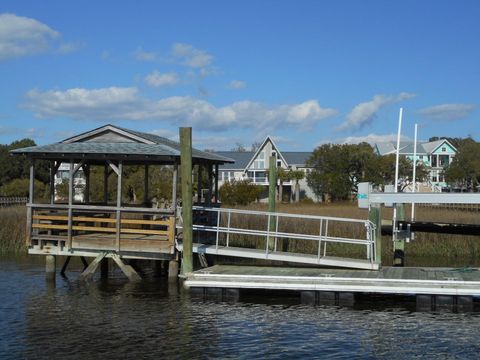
xmin=1 ymin=258 xmax=480 ymax=359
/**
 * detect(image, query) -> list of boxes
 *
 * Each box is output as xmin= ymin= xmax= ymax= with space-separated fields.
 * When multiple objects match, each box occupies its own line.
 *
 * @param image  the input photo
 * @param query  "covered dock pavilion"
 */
xmin=11 ymin=124 xmax=233 ymax=280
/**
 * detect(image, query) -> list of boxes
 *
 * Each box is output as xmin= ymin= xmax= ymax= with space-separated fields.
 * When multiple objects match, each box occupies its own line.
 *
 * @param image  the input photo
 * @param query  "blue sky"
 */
xmin=0 ymin=0 xmax=478 ymax=150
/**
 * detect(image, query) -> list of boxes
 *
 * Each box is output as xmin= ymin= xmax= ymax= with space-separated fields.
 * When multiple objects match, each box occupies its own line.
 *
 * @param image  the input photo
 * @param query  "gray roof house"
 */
xmin=215 ymin=136 xmax=317 ymax=201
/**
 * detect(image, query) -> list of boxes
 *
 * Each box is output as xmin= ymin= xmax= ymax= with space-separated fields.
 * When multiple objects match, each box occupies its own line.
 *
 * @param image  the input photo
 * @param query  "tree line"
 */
xmin=1 ymin=136 xmax=479 ymax=203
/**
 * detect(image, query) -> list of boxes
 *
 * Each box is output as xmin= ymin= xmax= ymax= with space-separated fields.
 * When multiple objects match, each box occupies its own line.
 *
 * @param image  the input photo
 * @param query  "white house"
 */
xmin=55 ymin=163 xmax=86 ymax=201
xmin=216 ymin=136 xmax=317 ymax=201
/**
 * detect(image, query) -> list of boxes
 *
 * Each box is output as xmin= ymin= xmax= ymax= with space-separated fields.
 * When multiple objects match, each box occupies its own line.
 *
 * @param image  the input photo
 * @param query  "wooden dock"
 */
xmin=185 ymin=265 xmax=480 ymax=297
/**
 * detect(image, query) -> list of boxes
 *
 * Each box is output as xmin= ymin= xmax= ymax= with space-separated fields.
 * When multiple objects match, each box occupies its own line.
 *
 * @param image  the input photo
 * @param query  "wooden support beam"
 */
xmin=197 ymin=164 xmax=202 ymax=204
xmin=26 ymin=160 xmax=35 ymax=247
xmin=60 ymin=256 xmax=71 ymax=275
xmin=180 ymin=127 xmax=193 ymax=274
xmin=207 ymin=164 xmax=213 ymax=206
xmin=111 ymin=254 xmax=141 ymax=281
xmin=107 ymin=160 xmax=119 ymax=176
xmin=116 ymin=161 xmax=123 ymax=252
xmin=172 ymin=164 xmax=178 ymax=210
xmin=214 ymin=164 xmax=219 ymax=204
xmin=50 ymin=160 xmax=55 ymax=204
xmin=79 ymin=252 xmax=107 ymax=281
xmin=83 ymin=164 xmax=90 ymax=204
xmin=103 ymin=163 xmax=109 ymax=204
xmin=80 ymin=256 xmax=89 ymax=270
xmin=72 ymin=160 xmax=85 ymax=176
xmin=144 ymin=164 xmax=149 ymax=205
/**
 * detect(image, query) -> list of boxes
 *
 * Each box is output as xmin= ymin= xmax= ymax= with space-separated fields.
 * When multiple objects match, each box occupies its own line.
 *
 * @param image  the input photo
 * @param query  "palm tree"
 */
xmin=289 ymin=170 xmax=305 ymax=203
xmin=277 ymin=167 xmax=290 ymax=202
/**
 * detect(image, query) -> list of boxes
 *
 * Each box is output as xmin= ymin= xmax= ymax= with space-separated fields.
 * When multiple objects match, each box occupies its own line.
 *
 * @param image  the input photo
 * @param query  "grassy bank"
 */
xmin=2 ymin=202 xmax=479 ymax=267
xmin=0 ymin=206 xmax=27 ymax=255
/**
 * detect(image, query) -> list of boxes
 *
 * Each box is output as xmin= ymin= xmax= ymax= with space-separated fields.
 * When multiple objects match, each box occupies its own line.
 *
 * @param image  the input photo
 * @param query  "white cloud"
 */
xmin=418 ymin=103 xmax=475 ymax=121
xmin=228 ymin=80 xmax=246 ymax=89
xmin=337 ymin=92 xmax=415 ymax=132
xmin=132 ymin=46 xmax=157 ymax=61
xmin=145 ymin=71 xmax=179 ymax=87
xmin=340 ymin=133 xmax=411 ymax=145
xmin=24 ymin=86 xmax=337 ymax=132
xmin=171 ymin=43 xmax=213 ymax=68
xmin=0 ymin=13 xmax=59 ymax=60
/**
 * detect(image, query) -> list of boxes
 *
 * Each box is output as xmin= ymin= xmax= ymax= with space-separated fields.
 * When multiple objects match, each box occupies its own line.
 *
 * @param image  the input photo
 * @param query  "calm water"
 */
xmin=1 ymin=257 xmax=480 ymax=359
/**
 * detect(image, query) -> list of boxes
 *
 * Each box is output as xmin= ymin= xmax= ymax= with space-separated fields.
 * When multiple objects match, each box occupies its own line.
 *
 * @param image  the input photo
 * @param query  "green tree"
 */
xmin=0 ymin=138 xmax=49 ymax=186
xmin=445 ymin=138 xmax=480 ymax=191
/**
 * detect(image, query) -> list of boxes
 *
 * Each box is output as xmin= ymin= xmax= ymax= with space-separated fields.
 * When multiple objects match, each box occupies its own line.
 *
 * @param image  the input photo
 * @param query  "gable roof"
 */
xmin=375 ymin=139 xmax=456 ymax=156
xmin=244 ymin=136 xmax=288 ymax=171
xmin=11 ymin=124 xmax=234 ymax=164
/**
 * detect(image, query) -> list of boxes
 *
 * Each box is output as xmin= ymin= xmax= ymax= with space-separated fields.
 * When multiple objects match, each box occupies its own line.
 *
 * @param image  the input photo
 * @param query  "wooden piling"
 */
xmin=180 ymin=127 xmax=193 ymax=274
xmin=45 ymin=254 xmax=56 ymax=281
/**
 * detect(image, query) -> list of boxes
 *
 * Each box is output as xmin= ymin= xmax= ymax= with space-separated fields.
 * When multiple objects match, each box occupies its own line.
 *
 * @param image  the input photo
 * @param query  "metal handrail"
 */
xmin=191 ymin=206 xmax=376 ymax=264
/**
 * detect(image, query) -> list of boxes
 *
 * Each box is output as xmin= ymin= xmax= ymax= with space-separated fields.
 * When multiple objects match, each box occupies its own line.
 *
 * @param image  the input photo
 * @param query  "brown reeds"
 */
xmin=222 ymin=202 xmax=480 ymax=267
xmin=0 ymin=206 xmax=27 ymax=254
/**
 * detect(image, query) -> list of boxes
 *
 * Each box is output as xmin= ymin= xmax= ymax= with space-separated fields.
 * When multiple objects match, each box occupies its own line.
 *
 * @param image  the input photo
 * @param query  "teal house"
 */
xmin=374 ymin=139 xmax=456 ymax=190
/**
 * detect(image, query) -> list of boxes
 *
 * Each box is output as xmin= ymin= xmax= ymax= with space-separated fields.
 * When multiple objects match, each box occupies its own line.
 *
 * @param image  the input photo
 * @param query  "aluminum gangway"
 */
xmin=176 ymin=207 xmax=379 ymax=270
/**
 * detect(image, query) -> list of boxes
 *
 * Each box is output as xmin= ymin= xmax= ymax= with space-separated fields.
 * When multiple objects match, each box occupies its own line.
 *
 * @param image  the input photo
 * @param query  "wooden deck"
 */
xmin=30 ymin=232 xmax=174 ymax=259
xmin=184 ymin=265 xmax=480 ymax=296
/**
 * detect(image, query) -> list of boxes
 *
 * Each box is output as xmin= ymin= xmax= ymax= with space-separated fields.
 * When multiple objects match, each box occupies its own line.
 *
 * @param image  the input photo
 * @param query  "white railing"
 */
xmin=191 ymin=206 xmax=376 ymax=264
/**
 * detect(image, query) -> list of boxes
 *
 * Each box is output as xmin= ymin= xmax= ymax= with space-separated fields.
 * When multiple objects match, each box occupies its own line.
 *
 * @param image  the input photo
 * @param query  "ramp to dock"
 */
xmin=177 ymin=206 xmax=379 ymax=271
xmin=176 ymin=242 xmax=379 ymax=270
xmin=185 ymin=265 xmax=480 ymax=296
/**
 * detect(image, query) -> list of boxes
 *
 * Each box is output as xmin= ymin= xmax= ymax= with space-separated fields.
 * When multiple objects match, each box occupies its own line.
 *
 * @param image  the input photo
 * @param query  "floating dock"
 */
xmin=185 ymin=265 xmax=480 ymax=298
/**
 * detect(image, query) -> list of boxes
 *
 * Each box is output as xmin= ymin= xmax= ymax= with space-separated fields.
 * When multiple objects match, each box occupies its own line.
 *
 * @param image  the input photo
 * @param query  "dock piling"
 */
xmin=180 ymin=127 xmax=193 ymax=274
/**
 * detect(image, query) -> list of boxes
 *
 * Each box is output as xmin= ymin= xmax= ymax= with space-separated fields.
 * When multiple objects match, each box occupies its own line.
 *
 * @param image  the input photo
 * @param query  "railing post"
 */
xmin=67 ymin=160 xmax=73 ymax=251
xmin=215 ymin=209 xmax=220 ymax=252
xmin=180 ymin=127 xmax=193 ymax=274
xmin=226 ymin=211 xmax=231 ymax=247
xmin=317 ymin=219 xmax=323 ymax=261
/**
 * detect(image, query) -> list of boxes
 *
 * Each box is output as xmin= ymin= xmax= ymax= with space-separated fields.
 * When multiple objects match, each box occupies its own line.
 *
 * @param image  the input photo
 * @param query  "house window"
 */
xmin=271 ymin=151 xmax=276 ymax=158
xmin=277 ymin=160 xmax=282 ymax=167
xmin=253 ymin=151 xmax=265 ymax=169
xmin=442 ymin=147 xmax=446 ymax=152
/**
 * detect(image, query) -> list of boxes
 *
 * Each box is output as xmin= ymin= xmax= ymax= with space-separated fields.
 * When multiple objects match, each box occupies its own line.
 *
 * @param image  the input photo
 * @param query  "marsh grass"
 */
xmin=0 ymin=206 xmax=26 ymax=254
xmin=2 ymin=202 xmax=480 ymax=267
xmin=219 ymin=202 xmax=480 ymax=266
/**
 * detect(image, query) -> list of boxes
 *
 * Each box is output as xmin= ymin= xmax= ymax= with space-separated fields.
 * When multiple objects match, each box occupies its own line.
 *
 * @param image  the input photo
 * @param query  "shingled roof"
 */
xmin=11 ymin=124 xmax=234 ymax=164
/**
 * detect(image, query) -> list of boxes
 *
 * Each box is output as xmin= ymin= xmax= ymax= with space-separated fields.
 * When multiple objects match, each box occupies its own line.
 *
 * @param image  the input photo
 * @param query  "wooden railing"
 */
xmin=28 ymin=204 xmax=176 ymax=253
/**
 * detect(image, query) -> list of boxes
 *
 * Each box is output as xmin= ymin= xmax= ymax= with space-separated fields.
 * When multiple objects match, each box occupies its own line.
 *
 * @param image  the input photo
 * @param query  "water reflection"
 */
xmin=1 ymin=257 xmax=480 ymax=359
